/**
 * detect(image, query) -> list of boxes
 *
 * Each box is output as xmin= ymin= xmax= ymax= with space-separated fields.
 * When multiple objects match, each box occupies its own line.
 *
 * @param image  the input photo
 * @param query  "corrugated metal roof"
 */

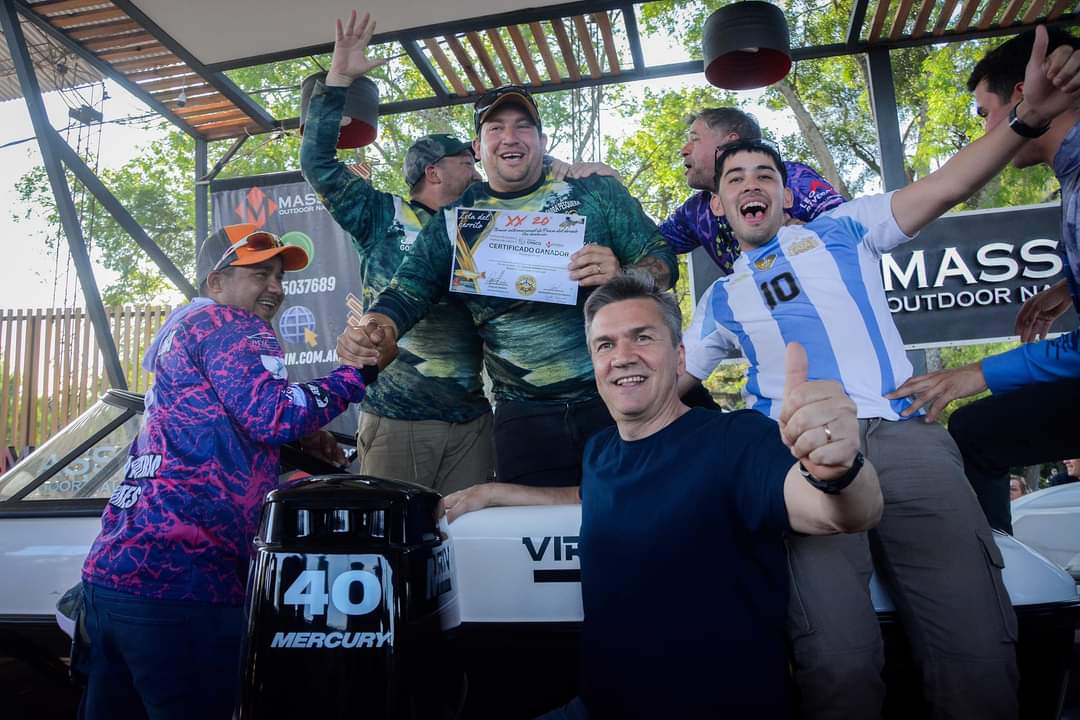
xmin=0 ymin=15 xmax=103 ymax=102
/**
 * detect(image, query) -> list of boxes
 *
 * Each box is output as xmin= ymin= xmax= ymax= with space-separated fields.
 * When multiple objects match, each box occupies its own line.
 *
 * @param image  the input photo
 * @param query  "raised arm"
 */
xmin=891 ymin=26 xmax=1080 ymax=236
xmin=299 ymin=11 xmax=391 ymax=247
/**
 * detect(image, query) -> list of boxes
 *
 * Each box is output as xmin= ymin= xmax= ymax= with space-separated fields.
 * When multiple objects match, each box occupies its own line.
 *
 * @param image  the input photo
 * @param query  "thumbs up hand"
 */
xmin=1019 ymin=25 xmax=1080 ymax=129
xmin=778 ymin=343 xmax=860 ymax=483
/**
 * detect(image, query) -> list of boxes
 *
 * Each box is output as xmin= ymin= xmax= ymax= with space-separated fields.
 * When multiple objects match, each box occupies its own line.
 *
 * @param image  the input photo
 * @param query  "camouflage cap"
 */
xmin=403 ymin=134 xmax=474 ymax=188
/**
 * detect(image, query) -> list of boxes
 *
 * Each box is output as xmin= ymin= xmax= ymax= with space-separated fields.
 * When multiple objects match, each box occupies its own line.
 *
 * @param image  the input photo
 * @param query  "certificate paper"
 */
xmin=450 ymin=208 xmax=587 ymax=305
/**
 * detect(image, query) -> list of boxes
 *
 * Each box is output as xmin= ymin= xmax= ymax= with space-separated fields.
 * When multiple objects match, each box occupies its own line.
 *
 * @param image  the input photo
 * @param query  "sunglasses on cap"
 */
xmin=474 ymin=84 xmax=541 ymax=131
xmin=211 ymin=231 xmax=283 ymax=273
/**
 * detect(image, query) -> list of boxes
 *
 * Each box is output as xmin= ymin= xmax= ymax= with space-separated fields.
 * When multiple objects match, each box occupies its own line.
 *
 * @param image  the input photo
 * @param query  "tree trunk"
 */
xmin=774 ymin=78 xmax=851 ymax=198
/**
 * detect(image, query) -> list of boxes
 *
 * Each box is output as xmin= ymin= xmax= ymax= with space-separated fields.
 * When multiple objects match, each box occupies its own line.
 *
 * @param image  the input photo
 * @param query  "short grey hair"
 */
xmin=583 ymin=271 xmax=682 ymax=348
xmin=686 ymin=107 xmax=761 ymax=141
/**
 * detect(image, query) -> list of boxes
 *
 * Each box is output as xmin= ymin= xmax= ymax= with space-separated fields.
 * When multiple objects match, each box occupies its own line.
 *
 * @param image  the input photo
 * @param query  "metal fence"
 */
xmin=0 ymin=305 xmax=171 ymax=472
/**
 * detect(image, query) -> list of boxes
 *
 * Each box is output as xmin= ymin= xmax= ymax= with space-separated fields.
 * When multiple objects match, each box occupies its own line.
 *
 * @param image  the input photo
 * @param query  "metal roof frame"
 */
xmin=5 ymin=0 xmax=1079 ymax=390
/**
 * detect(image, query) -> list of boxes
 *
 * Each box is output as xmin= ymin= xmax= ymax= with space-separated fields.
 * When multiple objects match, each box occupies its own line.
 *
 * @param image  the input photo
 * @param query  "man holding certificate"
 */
xmin=345 ymin=84 xmax=677 ymax=487
xmin=301 ymin=11 xmax=493 ymax=495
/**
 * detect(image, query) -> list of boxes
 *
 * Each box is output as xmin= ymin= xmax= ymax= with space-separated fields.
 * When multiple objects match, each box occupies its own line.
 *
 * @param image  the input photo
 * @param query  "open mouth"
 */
xmin=499 ymin=152 xmax=525 ymax=162
xmin=739 ymin=199 xmax=768 ymax=224
xmin=257 ymin=297 xmax=279 ymax=312
xmin=614 ymin=375 xmax=646 ymax=387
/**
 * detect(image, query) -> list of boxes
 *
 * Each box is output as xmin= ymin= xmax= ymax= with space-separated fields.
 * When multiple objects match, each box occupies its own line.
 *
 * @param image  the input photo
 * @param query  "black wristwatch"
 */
xmin=1008 ymin=102 xmax=1051 ymax=139
xmin=800 ymin=451 xmax=865 ymax=495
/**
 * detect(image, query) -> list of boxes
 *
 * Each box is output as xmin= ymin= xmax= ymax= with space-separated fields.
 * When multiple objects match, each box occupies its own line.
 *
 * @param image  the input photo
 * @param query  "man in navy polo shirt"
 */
xmin=534 ymin=273 xmax=882 ymax=718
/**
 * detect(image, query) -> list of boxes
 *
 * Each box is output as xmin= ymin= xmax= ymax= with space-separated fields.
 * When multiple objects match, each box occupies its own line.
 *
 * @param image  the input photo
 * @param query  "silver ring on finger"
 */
xmin=823 ymin=424 xmax=832 ymax=443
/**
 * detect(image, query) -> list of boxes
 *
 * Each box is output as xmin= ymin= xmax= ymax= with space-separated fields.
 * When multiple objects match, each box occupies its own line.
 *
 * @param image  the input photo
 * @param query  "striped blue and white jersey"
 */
xmin=685 ymin=192 xmax=919 ymax=421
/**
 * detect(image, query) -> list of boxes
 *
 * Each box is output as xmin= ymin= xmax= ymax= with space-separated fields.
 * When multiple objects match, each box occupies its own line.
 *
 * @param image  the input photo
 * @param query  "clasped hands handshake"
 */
xmin=336 ymin=306 xmax=399 ymax=372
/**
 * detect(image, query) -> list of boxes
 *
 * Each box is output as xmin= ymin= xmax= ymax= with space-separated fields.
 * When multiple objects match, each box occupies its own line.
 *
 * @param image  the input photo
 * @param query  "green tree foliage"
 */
xmin=13 ymin=35 xmax=613 ymax=304
xmin=10 ymin=5 xmax=1066 ymax=421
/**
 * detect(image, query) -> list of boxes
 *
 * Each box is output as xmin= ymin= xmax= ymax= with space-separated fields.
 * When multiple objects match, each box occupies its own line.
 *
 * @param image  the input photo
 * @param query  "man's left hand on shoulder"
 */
xmin=778 ymin=343 xmax=860 ymax=482
xmin=569 ymin=244 xmax=621 ymax=287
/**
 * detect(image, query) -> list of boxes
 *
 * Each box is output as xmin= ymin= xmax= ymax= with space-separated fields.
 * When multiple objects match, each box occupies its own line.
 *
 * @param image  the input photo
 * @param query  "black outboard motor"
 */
xmin=237 ymin=475 xmax=462 ymax=719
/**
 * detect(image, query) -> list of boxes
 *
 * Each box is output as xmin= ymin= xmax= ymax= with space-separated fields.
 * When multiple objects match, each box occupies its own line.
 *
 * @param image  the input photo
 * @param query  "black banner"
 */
xmin=211 ymin=172 xmax=361 ymax=436
xmin=689 ymin=202 xmax=1078 ymax=347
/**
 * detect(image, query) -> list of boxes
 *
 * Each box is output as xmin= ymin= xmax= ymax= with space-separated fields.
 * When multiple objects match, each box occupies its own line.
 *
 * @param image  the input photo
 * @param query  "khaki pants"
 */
xmin=786 ymin=418 xmax=1018 ymax=720
xmin=356 ymin=412 xmax=494 ymax=494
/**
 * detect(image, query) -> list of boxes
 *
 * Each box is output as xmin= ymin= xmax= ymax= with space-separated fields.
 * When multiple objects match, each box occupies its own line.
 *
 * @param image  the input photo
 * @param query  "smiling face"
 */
xmin=715 ymin=149 xmax=793 ymax=250
xmin=207 ymin=256 xmax=285 ymax=323
xmin=474 ymin=105 xmax=547 ymax=192
xmin=681 ymin=117 xmax=738 ymax=191
xmin=589 ymin=298 xmax=685 ymax=430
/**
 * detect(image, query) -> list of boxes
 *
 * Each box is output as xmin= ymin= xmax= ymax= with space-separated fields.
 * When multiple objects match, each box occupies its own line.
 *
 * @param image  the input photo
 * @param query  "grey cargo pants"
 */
xmin=786 ymin=418 xmax=1019 ymax=720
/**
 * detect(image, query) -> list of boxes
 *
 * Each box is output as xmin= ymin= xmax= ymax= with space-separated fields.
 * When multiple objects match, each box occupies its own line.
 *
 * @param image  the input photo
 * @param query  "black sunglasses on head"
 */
xmin=474 ymin=85 xmax=540 ymax=130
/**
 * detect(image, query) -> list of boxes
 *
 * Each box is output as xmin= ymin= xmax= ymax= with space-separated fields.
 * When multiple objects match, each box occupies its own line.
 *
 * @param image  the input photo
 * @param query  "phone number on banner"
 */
xmin=283 ymin=276 xmax=337 ymax=295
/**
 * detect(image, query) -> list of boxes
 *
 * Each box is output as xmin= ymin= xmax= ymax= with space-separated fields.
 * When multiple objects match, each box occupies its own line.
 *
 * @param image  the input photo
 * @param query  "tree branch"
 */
xmin=774 ymin=78 xmax=851 ymax=197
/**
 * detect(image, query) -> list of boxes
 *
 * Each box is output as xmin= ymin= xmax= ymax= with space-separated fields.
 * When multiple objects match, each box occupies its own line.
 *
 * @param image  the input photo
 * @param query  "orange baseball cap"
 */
xmin=196 ymin=223 xmax=308 ymax=285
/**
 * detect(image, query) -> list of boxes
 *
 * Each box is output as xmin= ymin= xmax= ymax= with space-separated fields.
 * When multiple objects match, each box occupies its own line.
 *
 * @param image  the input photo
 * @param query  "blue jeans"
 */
xmin=79 ymin=582 xmax=244 ymax=720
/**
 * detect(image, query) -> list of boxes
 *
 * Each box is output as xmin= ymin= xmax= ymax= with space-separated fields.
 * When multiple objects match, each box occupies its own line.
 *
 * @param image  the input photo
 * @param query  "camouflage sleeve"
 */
xmin=588 ymin=175 xmax=679 ymax=289
xmin=368 ymin=211 xmax=453 ymax=336
xmin=299 ymin=81 xmax=395 ymax=253
xmin=198 ymin=316 xmax=369 ymax=444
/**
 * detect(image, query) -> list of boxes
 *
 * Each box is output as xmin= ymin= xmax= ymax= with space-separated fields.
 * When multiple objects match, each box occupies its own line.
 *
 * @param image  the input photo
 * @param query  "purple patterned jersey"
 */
xmin=83 ymin=301 xmax=370 ymax=605
xmin=659 ymin=161 xmax=846 ymax=274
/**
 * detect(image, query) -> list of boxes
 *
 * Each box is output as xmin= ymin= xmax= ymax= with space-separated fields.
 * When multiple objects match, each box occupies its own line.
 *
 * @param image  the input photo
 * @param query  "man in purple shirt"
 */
xmin=892 ymin=28 xmax=1080 ymax=534
xmin=659 ymin=107 xmax=845 ymax=274
xmin=79 ymin=224 xmax=385 ymax=719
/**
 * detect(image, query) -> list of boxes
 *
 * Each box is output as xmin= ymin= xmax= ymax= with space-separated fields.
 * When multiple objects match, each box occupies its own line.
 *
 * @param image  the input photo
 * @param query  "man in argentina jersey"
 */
xmin=890 ymin=28 xmax=1080 ymax=535
xmin=355 ymin=83 xmax=677 ymax=488
xmin=301 ymin=12 xmax=492 ymax=494
xmin=80 ymin=226 xmax=379 ymax=720
xmin=681 ymin=29 xmax=1080 ymax=720
xmin=660 ymin=107 xmax=845 ymax=275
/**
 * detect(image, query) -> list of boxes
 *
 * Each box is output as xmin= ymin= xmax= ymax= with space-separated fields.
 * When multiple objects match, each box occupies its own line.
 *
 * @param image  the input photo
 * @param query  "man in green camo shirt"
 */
xmin=301 ymin=11 xmax=492 ymax=492
xmin=349 ymin=80 xmax=678 ymax=487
